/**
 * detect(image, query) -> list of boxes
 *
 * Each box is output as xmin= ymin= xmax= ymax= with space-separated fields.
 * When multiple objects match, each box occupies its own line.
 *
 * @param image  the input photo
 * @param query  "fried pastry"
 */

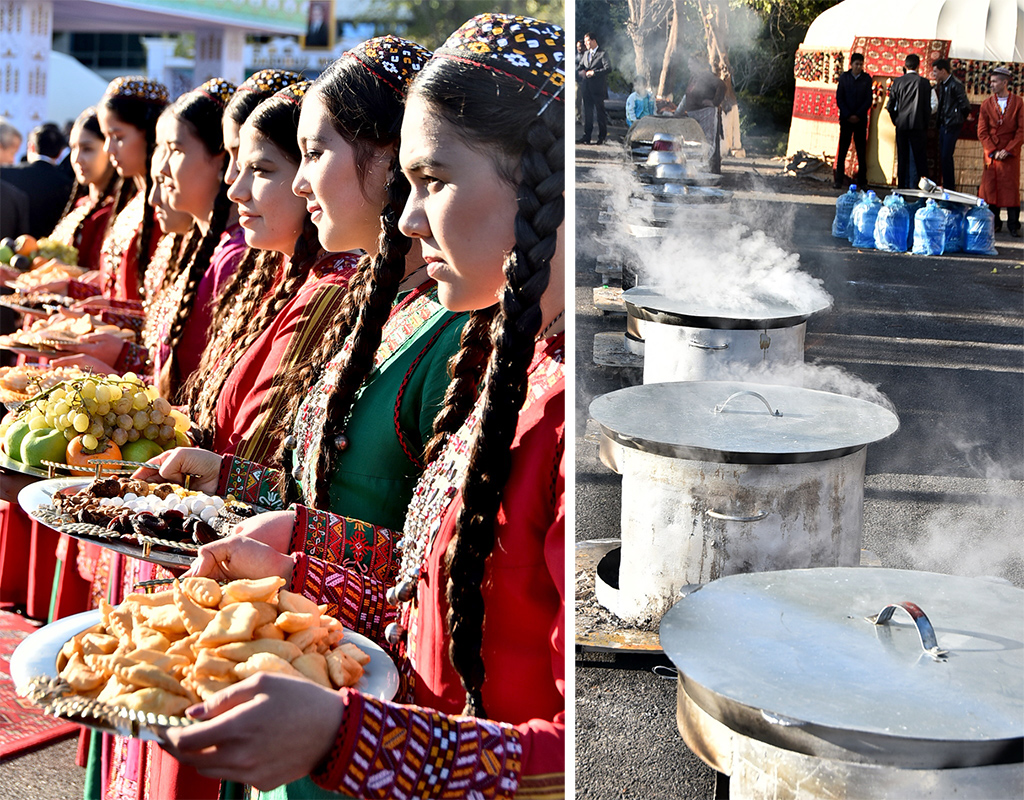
xmin=275 ymin=611 xmax=317 ymax=633
xmin=220 ymin=576 xmax=286 ymax=606
xmin=196 ymin=603 xmax=260 ymax=647
xmin=326 ymin=648 xmax=364 ymax=689
xmin=211 ymin=638 xmax=302 ymax=663
xmin=180 ymin=577 xmax=221 ymax=608
xmin=233 ymin=652 xmax=305 ymax=681
xmin=115 ymin=687 xmax=191 ymax=717
xmin=277 ymin=590 xmax=320 ymax=617
xmin=291 ymin=653 xmax=332 ymax=688
xmin=174 ymin=580 xmax=217 ymax=635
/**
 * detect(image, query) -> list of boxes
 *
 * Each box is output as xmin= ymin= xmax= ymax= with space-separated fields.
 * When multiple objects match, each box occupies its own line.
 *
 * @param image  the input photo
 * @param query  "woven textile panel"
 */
xmin=851 ymin=37 xmax=950 ymax=78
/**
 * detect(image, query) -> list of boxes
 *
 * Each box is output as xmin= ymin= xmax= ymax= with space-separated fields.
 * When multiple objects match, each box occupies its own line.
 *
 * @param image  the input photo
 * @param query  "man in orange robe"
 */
xmin=977 ymin=65 xmax=1024 ymax=237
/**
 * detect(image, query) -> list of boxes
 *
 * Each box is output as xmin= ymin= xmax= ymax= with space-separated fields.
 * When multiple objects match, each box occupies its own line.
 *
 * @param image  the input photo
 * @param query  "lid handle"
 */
xmin=689 ymin=340 xmax=729 ymax=351
xmin=867 ymin=601 xmax=948 ymax=662
xmin=714 ymin=391 xmax=783 ymax=417
xmin=706 ymin=509 xmax=769 ymax=522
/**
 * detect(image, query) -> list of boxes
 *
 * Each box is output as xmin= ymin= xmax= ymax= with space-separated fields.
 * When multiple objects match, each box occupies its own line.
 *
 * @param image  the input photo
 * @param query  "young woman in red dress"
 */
xmin=165 ymin=15 xmax=566 ymax=800
xmin=47 ymin=107 xmax=117 ymax=270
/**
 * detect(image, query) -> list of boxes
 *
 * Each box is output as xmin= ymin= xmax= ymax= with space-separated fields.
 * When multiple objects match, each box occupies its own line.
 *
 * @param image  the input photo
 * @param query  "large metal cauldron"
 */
xmin=661 ymin=568 xmax=1024 ymax=799
xmin=624 ymin=287 xmax=830 ymax=384
xmin=589 ymin=381 xmax=899 ymax=622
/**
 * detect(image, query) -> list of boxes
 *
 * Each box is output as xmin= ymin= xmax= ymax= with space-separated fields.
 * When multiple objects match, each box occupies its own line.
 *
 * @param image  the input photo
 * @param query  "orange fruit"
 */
xmin=66 ymin=435 xmax=122 ymax=476
xmin=14 ymin=234 xmax=37 ymax=256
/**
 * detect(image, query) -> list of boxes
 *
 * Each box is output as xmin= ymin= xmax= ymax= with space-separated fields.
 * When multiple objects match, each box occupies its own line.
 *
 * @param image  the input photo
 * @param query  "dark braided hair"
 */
xmin=155 ymin=86 xmax=235 ymax=400
xmin=102 ymin=93 xmax=166 ymax=292
xmin=410 ymin=56 xmax=565 ymax=718
xmin=269 ymin=50 xmax=424 ymax=489
xmin=53 ymin=108 xmax=117 ymax=246
xmin=183 ymin=88 xmax=316 ymax=445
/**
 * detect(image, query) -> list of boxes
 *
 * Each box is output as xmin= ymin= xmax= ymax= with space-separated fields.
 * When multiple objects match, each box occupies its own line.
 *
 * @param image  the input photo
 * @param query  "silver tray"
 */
xmin=11 ymin=609 xmax=400 ymax=741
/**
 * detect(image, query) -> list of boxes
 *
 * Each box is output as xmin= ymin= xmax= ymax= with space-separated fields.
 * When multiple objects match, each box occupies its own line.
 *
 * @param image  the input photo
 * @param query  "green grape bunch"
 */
xmin=35 ymin=237 xmax=79 ymax=266
xmin=0 ymin=372 xmax=191 ymax=459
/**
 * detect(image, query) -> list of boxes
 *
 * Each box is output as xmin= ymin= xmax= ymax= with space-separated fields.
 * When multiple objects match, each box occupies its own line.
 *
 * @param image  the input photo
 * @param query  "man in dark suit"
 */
xmin=834 ymin=52 xmax=873 ymax=188
xmin=0 ymin=123 xmax=73 ymax=237
xmin=886 ymin=54 xmax=932 ymax=188
xmin=931 ymin=58 xmax=971 ymax=190
xmin=577 ymin=32 xmax=610 ymax=145
xmin=305 ymin=1 xmax=329 ymax=48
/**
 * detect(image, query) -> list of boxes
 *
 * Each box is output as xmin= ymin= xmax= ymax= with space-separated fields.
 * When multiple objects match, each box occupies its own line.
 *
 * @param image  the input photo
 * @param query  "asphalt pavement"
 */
xmin=573 ymin=128 xmax=1023 ymax=799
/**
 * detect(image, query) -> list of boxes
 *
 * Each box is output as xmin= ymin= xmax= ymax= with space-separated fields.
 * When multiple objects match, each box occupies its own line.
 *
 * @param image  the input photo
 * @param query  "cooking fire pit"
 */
xmin=660 ymin=567 xmax=1023 ymax=799
xmin=623 ymin=287 xmax=831 ymax=383
xmin=589 ymin=381 xmax=899 ymax=622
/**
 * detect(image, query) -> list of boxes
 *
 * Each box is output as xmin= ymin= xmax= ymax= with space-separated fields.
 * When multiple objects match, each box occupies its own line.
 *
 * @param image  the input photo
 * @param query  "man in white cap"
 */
xmin=977 ymin=65 xmax=1024 ymax=236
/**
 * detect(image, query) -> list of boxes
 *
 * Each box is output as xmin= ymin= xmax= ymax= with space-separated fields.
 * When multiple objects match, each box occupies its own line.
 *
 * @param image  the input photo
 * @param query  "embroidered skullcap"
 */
xmin=103 ymin=75 xmax=169 ymax=104
xmin=194 ymin=77 xmax=237 ymax=108
xmin=433 ymin=14 xmax=565 ymax=100
xmin=991 ymin=65 xmax=1013 ymax=78
xmin=236 ymin=69 xmax=304 ymax=95
xmin=272 ymin=80 xmax=311 ymax=106
xmin=344 ymin=35 xmax=432 ymax=96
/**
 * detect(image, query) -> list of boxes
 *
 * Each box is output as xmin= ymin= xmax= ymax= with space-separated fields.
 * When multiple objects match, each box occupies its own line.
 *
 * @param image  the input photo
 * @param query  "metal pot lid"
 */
xmin=589 ymin=381 xmax=899 ymax=464
xmin=660 ymin=568 xmax=1024 ymax=768
xmin=624 ymin=286 xmax=830 ymax=329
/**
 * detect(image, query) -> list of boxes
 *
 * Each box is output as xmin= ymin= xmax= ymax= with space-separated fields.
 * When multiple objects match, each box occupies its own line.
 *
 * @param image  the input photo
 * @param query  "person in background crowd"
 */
xmin=834 ymin=52 xmax=872 ymax=188
xmin=0 ymin=122 xmax=74 ymax=237
xmin=0 ymin=117 xmax=22 ymax=164
xmin=577 ymin=31 xmax=610 ymax=145
xmin=47 ymin=108 xmax=118 ymax=270
xmin=886 ymin=53 xmax=931 ymax=189
xmin=977 ymin=65 xmax=1024 ymax=236
xmin=675 ymin=53 xmax=727 ymax=173
xmin=931 ymin=58 xmax=971 ymax=191
xmin=575 ymin=40 xmax=585 ymax=122
xmin=626 ymin=76 xmax=655 ymax=127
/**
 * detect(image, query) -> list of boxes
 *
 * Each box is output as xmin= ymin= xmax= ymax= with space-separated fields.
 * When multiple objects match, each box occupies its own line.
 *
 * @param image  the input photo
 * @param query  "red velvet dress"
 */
xmin=212 ymin=250 xmax=360 ymax=460
xmin=48 ymin=194 xmax=115 ymax=271
xmin=285 ymin=335 xmax=567 ymax=799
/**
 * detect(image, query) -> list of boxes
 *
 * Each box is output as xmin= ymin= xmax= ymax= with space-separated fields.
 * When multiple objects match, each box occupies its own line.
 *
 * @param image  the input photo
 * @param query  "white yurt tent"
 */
xmin=787 ymin=0 xmax=1024 ymax=191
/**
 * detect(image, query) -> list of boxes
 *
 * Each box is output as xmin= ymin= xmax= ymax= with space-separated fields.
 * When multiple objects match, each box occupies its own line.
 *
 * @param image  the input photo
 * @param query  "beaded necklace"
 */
xmin=99 ymin=192 xmax=145 ymax=297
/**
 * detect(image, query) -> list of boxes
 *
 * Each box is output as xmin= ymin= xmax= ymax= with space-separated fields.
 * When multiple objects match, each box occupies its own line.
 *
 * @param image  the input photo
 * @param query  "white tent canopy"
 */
xmin=803 ymin=0 xmax=1024 ymax=62
xmin=47 ymin=52 xmax=110 ymax=129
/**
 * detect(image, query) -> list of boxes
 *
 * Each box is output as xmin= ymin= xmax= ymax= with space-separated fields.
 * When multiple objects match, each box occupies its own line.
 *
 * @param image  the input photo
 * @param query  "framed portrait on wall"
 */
xmin=303 ymin=0 xmax=334 ymax=50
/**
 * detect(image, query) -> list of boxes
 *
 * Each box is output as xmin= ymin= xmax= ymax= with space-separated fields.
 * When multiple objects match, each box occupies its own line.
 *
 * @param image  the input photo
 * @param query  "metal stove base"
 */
xmin=677 ymin=681 xmax=1023 ymax=800
xmin=578 ymin=539 xmax=882 ymax=654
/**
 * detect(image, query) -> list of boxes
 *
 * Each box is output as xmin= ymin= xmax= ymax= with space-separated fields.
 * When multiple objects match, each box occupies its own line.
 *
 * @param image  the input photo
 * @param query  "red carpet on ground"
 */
xmin=0 ymin=610 xmax=78 ymax=758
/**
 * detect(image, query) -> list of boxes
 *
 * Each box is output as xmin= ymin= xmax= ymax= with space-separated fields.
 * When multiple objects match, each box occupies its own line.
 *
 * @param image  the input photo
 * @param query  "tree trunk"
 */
xmin=695 ymin=0 xmax=744 ymax=155
xmin=626 ymin=0 xmax=670 ymax=96
xmin=656 ymin=0 xmax=680 ymax=100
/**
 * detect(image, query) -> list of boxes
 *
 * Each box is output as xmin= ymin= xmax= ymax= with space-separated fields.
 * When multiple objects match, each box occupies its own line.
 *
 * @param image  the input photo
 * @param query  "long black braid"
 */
xmin=410 ymin=62 xmax=565 ymax=718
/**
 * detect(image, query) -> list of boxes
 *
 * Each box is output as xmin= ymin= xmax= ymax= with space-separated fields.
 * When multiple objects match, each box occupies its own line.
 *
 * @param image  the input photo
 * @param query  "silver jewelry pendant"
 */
xmin=333 ymin=434 xmax=349 ymax=451
xmin=385 ymin=622 xmax=406 ymax=646
xmin=282 ymin=435 xmax=298 ymax=450
xmin=386 ymin=579 xmax=416 ymax=606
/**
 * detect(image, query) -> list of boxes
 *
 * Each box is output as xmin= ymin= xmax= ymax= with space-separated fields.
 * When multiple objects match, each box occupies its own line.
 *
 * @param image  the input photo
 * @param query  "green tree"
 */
xmin=370 ymin=0 xmax=565 ymax=50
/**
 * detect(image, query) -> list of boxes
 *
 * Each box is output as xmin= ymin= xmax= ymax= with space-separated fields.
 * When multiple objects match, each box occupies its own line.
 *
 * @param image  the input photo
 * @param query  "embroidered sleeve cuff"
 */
xmin=311 ymin=693 xmax=524 ymax=800
xmin=67 ymin=279 xmax=100 ymax=301
xmin=289 ymin=553 xmax=393 ymax=640
xmin=219 ymin=455 xmax=286 ymax=509
xmin=113 ymin=342 xmax=149 ymax=375
xmin=288 ymin=506 xmax=401 ymax=587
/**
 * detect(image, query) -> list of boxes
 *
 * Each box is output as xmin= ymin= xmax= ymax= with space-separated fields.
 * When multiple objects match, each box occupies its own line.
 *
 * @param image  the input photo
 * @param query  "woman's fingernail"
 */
xmin=185 ymin=703 xmax=208 ymax=719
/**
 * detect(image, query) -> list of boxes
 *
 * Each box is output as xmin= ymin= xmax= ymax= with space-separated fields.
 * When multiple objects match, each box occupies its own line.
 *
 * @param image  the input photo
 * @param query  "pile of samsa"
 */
xmin=56 ymin=575 xmax=370 ymax=719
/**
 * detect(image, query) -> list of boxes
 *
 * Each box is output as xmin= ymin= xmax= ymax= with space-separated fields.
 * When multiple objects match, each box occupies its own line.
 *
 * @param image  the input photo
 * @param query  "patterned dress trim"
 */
xmin=291 ymin=506 xmax=401 ymax=585
xmin=311 ymin=691 xmax=523 ymax=800
xmin=292 ymin=282 xmax=449 ymax=501
xmin=98 ymin=192 xmax=145 ymax=297
xmin=289 ymin=553 xmax=394 ymax=641
xmin=219 ymin=456 xmax=287 ymax=509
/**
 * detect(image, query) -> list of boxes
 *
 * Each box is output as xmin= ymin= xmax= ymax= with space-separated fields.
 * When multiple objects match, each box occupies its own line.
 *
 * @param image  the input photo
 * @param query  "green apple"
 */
xmin=121 ymin=437 xmax=164 ymax=463
xmin=20 ymin=428 xmax=68 ymax=468
xmin=3 ymin=418 xmax=31 ymax=460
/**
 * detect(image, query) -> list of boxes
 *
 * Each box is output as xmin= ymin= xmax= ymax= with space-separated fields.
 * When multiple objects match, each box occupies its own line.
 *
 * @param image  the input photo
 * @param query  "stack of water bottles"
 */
xmin=832 ymin=188 xmax=997 ymax=256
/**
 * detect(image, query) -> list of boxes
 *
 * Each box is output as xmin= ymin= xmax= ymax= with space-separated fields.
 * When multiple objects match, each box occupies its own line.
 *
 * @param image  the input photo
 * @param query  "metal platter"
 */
xmin=21 ymin=478 xmax=202 ymax=569
xmin=11 ymin=609 xmax=401 ymax=742
xmin=660 ymin=567 xmax=1024 ymax=770
xmin=0 ymin=447 xmax=51 ymax=477
xmin=590 ymin=381 xmax=899 ymax=465
xmin=624 ymin=286 xmax=831 ymax=330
